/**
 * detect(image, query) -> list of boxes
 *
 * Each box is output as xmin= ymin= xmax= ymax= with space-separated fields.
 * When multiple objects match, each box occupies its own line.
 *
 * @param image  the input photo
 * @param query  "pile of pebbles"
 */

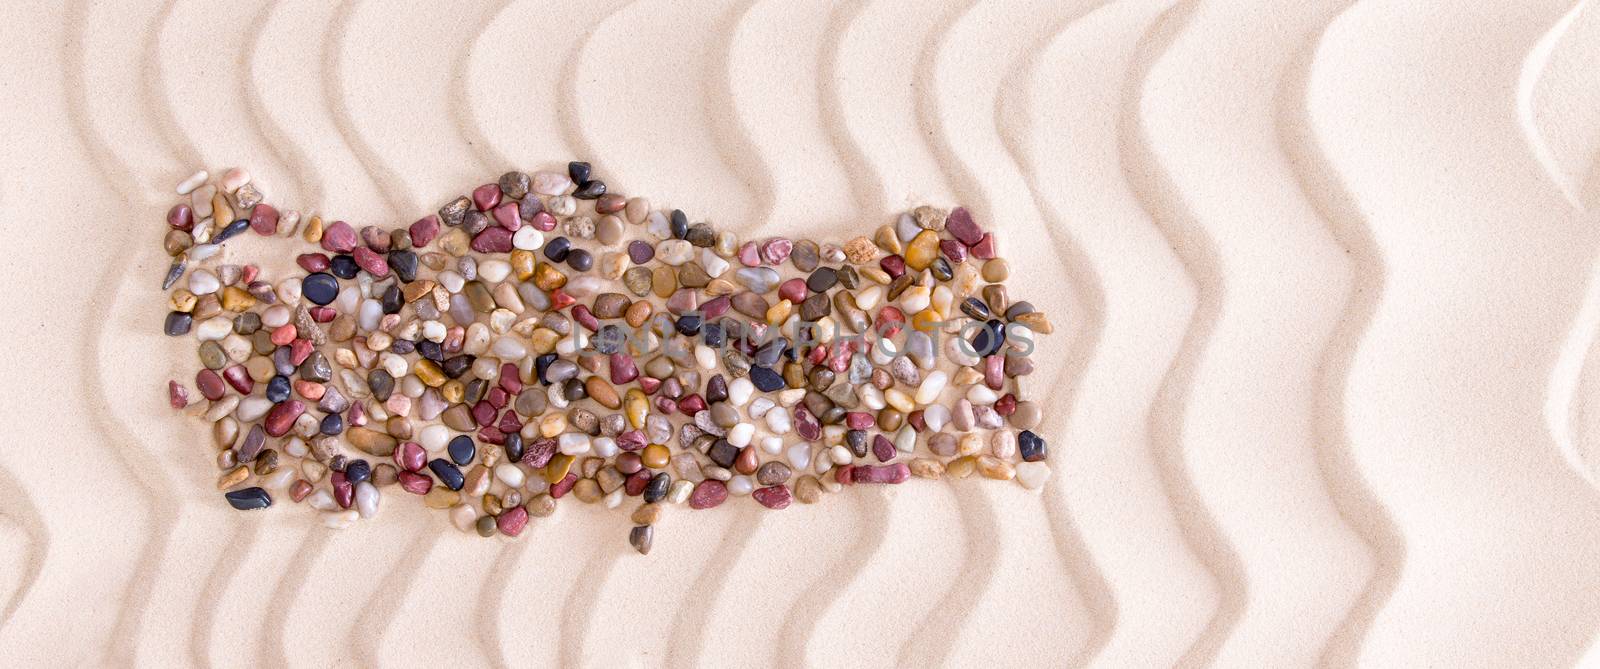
xmin=162 ymin=163 xmax=1053 ymax=554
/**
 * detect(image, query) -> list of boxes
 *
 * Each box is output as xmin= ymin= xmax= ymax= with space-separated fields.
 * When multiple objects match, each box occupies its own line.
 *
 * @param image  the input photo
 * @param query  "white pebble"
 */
xmin=646 ymin=211 xmax=672 ymax=239
xmin=492 ymin=336 xmax=528 ymax=361
xmin=478 ymin=259 xmax=512 ymax=283
xmin=547 ymin=384 xmax=569 ymax=409
xmin=668 ymin=479 xmax=694 ymax=504
xmin=450 ymin=504 xmax=478 ymax=532
xmin=656 ymin=239 xmax=695 ymax=266
xmin=760 ymin=436 xmax=783 ymax=455
xmin=359 ymin=299 xmax=383 ymax=332
xmin=190 ymin=241 xmax=221 ymax=261
xmin=548 ymin=195 xmax=577 ymax=216
xmin=747 ymin=397 xmax=775 ymax=418
xmin=261 ymin=466 xmax=297 ymax=490
xmin=284 ymin=437 xmax=308 ymax=458
xmin=700 ymin=248 xmax=730 ymax=277
xmin=495 ymin=463 xmax=526 ymax=488
xmin=189 ymin=269 xmax=220 ymax=295
xmin=858 ymin=384 xmax=885 ymax=410
xmin=992 ymin=431 xmax=1017 ymax=459
xmin=604 ymin=487 xmax=624 ymax=509
xmin=787 ymin=444 xmax=811 ymax=470
xmin=727 ymin=422 xmax=754 ymax=448
xmin=307 ymin=489 xmax=337 ymax=512
xmin=829 ymin=445 xmax=852 ymax=465
xmin=967 ymin=385 xmax=999 ymax=405
xmin=195 ymin=317 xmax=233 ymax=341
xmin=766 ymin=407 xmax=791 ymax=434
xmin=322 ymin=510 xmax=360 ymax=529
xmin=262 ymin=305 xmax=291 ymax=328
xmin=1016 ymin=462 xmax=1051 ymax=490
xmin=899 ymin=286 xmax=931 ymax=314
xmin=593 ymin=436 xmax=619 ymax=458
xmin=354 ymin=481 xmax=380 ymax=519
xmin=176 ymin=170 xmax=209 ymax=195
xmin=513 ymin=226 xmax=544 ymax=250
xmin=236 ymin=397 xmax=272 ymax=422
xmin=728 ymin=377 xmax=754 ymax=406
xmin=946 ymin=337 xmax=980 ymax=366
xmin=855 ymin=285 xmax=882 ymax=310
xmin=532 ymin=170 xmax=573 ymax=195
xmin=220 ymin=167 xmax=251 ymax=193
xmin=895 ymin=426 xmax=916 ymax=453
xmin=695 ymin=344 xmax=717 ymax=370
xmin=558 ymin=433 xmax=592 ymax=455
xmin=420 ymin=424 xmax=450 ymax=454
xmin=924 ymin=404 xmax=951 ymax=432
xmin=727 ymin=475 xmax=754 ymax=496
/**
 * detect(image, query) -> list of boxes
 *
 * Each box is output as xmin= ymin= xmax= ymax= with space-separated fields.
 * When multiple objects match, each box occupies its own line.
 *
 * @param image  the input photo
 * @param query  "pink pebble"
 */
xmin=168 ymin=203 xmax=194 ymax=231
xmin=853 ymin=463 xmax=911 ymax=484
xmin=737 ymin=242 xmax=761 ymax=267
xmin=471 ymin=227 xmax=514 ymax=253
xmin=196 ymin=369 xmax=226 ymax=401
xmin=409 ymin=215 xmax=440 ymax=247
xmin=753 ymin=485 xmax=792 ymax=510
xmin=778 ymin=278 xmax=807 ymax=304
xmin=492 ymin=202 xmax=521 ymax=231
xmin=249 ymin=204 xmax=280 ymax=236
xmin=264 ymin=400 xmax=305 ymax=437
xmin=168 ymin=380 xmax=190 ymax=409
xmin=845 ymin=412 xmax=875 ymax=430
xmin=759 ymin=238 xmax=792 ymax=265
xmin=320 ymin=220 xmax=357 ymax=253
xmin=472 ymin=183 xmax=502 ymax=211
xmin=939 ymin=239 xmax=967 ymax=264
xmin=872 ymin=435 xmax=896 ymax=462
xmin=969 ymin=233 xmax=996 ymax=259
xmin=945 ymin=206 xmax=984 ymax=245
xmin=530 ymin=210 xmax=557 ymax=232
xmin=395 ymin=442 xmax=426 ymax=472
xmin=609 ymin=353 xmax=638 ymax=385
xmin=398 ymin=470 xmax=432 ymax=495
xmin=497 ymin=506 xmax=529 ymax=537
xmin=689 ymin=480 xmax=729 ymax=509
xmin=353 ymin=246 xmax=389 ymax=277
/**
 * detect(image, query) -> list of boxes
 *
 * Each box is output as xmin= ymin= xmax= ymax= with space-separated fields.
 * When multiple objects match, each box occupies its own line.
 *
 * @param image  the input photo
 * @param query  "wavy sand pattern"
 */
xmin=4 ymin=0 xmax=1600 ymax=666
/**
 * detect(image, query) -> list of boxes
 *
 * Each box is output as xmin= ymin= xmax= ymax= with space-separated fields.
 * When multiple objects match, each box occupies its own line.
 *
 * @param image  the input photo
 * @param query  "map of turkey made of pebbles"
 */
xmin=162 ymin=162 xmax=1052 ymax=554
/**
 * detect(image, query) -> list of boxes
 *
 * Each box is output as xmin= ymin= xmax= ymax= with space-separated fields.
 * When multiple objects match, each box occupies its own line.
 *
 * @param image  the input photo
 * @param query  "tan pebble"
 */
xmin=624 ymin=197 xmax=650 ymax=224
xmin=874 ymin=225 xmax=902 ymax=254
xmin=424 ymin=485 xmax=460 ymax=509
xmin=539 ymin=413 xmax=566 ymax=438
xmin=947 ymin=455 xmax=977 ymax=479
xmin=217 ymin=465 xmax=250 ymax=490
xmin=465 ymin=465 xmax=492 ymax=497
xmin=859 ymin=267 xmax=892 ymax=285
xmin=952 ymin=367 xmax=983 ymax=387
xmin=170 ymin=289 xmax=197 ymax=313
xmin=981 ymin=258 xmax=1009 ymax=282
xmin=844 ymin=236 xmax=879 ymax=264
xmin=957 ymin=433 xmax=984 ymax=457
xmin=528 ymin=494 xmax=557 ymax=517
xmin=913 ymin=205 xmax=947 ymax=230
xmin=303 ymin=215 xmax=324 ymax=243
xmin=704 ymin=278 xmax=736 ymax=296
xmin=651 ymin=266 xmax=676 ymax=299
xmin=976 ymin=455 xmax=1015 ymax=480
xmin=482 ymin=493 xmax=503 ymax=516
xmin=213 ymin=417 xmax=239 ymax=449
xmin=439 ymin=228 xmax=472 ymax=256
xmin=624 ymin=300 xmax=653 ymax=328
xmin=794 ymin=475 xmax=823 ymax=503
xmin=909 ymin=458 xmax=945 ymax=479
xmin=573 ymin=478 xmax=602 ymax=503
xmin=600 ymin=252 xmax=628 ymax=280
xmin=632 ymin=503 xmax=662 ymax=525
xmin=211 ymin=192 xmax=234 ymax=229
xmin=1012 ymin=311 xmax=1054 ymax=335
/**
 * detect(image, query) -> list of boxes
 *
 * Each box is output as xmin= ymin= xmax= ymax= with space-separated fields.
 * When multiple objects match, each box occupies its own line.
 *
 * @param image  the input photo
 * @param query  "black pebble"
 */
xmin=213 ymin=218 xmax=251 ymax=244
xmin=594 ymin=325 xmax=625 ymax=354
xmin=754 ymin=338 xmax=788 ymax=367
xmin=389 ymin=338 xmax=415 ymax=355
xmin=448 ymin=435 xmax=477 ymax=466
xmin=971 ymin=319 xmax=1006 ymax=357
xmin=319 ymin=413 xmax=344 ymax=436
xmin=329 ymin=254 xmax=359 ymax=279
xmin=566 ymin=248 xmax=593 ymax=272
xmin=224 ymin=487 xmax=272 ymax=510
xmin=701 ymin=323 xmax=725 ymax=348
xmin=707 ymin=439 xmax=739 ymax=468
xmin=573 ymin=180 xmax=606 ymax=200
xmin=345 ymin=459 xmax=372 ymax=484
xmin=1019 ymin=430 xmax=1047 ymax=462
xmin=417 ymin=340 xmax=444 ymax=362
xmin=302 ymin=273 xmax=340 ymax=306
xmin=535 ymin=353 xmax=558 ymax=385
xmin=441 ymin=354 xmax=475 ymax=379
xmin=749 ymin=365 xmax=785 ymax=392
xmin=503 ymin=433 xmax=524 ymax=463
xmin=544 ymin=236 xmax=572 ymax=263
xmin=644 ymin=473 xmax=670 ymax=503
xmin=568 ymin=161 xmax=592 ymax=184
xmin=381 ymin=284 xmax=404 ymax=314
xmin=388 ymin=250 xmax=419 ymax=282
xmin=960 ymin=297 xmax=991 ymax=321
xmin=846 ymin=430 xmax=869 ymax=457
xmin=164 ymin=311 xmax=192 ymax=336
xmin=266 ymin=375 xmax=291 ymax=403
xmin=669 ymin=209 xmax=689 ymax=239
xmin=429 ymin=458 xmax=466 ymax=491
xmin=806 ymin=268 xmax=838 ymax=293
xmin=675 ymin=314 xmax=702 ymax=337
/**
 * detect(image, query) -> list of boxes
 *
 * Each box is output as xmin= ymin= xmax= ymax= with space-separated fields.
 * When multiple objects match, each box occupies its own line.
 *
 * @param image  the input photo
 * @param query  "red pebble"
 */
xmin=808 ymin=344 xmax=828 ymax=366
xmin=945 ymin=207 xmax=983 ymax=245
xmin=609 ymin=353 xmax=638 ymax=384
xmin=310 ymin=306 xmax=337 ymax=322
xmin=624 ymin=470 xmax=651 ymax=496
xmin=196 ymin=368 xmax=226 ymax=401
xmin=550 ymin=472 xmax=579 ymax=498
xmin=939 ymin=239 xmax=967 ymax=263
xmin=524 ymin=439 xmax=556 ymax=468
xmin=737 ymin=241 xmax=761 ymax=267
xmin=478 ymin=426 xmax=506 ymax=446
xmin=471 ymin=227 xmax=514 ymax=253
xmin=854 ymin=463 xmax=911 ymax=484
xmin=753 ymin=485 xmax=792 ymax=510
xmin=530 ymin=210 xmax=557 ymax=232
xmin=795 ymin=405 xmax=821 ymax=441
xmin=409 ymin=215 xmax=441 ymax=247
xmin=689 ymin=480 xmax=729 ymax=509
xmin=472 ymin=183 xmax=502 ymax=211
xmin=496 ymin=410 xmax=522 ymax=435
xmin=498 ymin=363 xmax=523 ymax=393
xmin=759 ymin=238 xmax=792 ymax=265
xmin=879 ymin=255 xmax=906 ymax=278
xmin=398 ymin=471 xmax=433 ymax=495
xmin=353 ymin=246 xmax=389 ymax=277
xmin=332 ymin=471 xmax=354 ymax=508
xmin=249 ymin=203 xmax=280 ymax=236
xmin=616 ymin=430 xmax=647 ymax=451
xmin=167 ymin=203 xmax=194 ymax=231
xmin=654 ymin=396 xmax=678 ymax=415
xmin=995 ymin=393 xmax=1017 ymax=417
xmin=907 ymin=409 xmax=926 ymax=432
xmin=222 ymin=365 xmax=253 ymax=394
xmin=548 ymin=289 xmax=575 ymax=311
xmin=845 ymin=412 xmax=875 ymax=430
xmin=471 ymin=401 xmax=497 ymax=426
xmin=264 ymin=400 xmax=305 ymax=437
xmin=296 ymin=253 xmax=330 ymax=272
xmin=492 ymin=202 xmax=521 ymax=231
xmin=294 ymin=380 xmax=325 ymax=400
xmin=270 ymin=324 xmax=297 ymax=345
xmin=876 ymin=307 xmax=905 ymax=338
xmin=834 ymin=465 xmax=854 ymax=485
xmin=778 ymin=278 xmax=807 ymax=304
xmin=872 ymin=435 xmax=896 ymax=462
xmin=700 ymin=295 xmax=729 ymax=320
xmin=677 ymin=394 xmax=706 ymax=414
xmin=320 ymin=220 xmax=357 ymax=253
xmin=497 ymin=506 xmax=529 ymax=537
xmin=241 ymin=265 xmax=259 ymax=284
xmin=168 ymin=380 xmax=190 ymax=409
xmin=290 ymin=480 xmax=313 ymax=502
xmin=827 ymin=343 xmax=852 ymax=373
xmin=572 ymin=304 xmax=599 ymax=331
xmin=969 ymin=233 xmax=996 ymax=259
xmin=638 ymin=376 xmax=661 ymax=394
xmin=395 ymin=442 xmax=426 ymax=472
